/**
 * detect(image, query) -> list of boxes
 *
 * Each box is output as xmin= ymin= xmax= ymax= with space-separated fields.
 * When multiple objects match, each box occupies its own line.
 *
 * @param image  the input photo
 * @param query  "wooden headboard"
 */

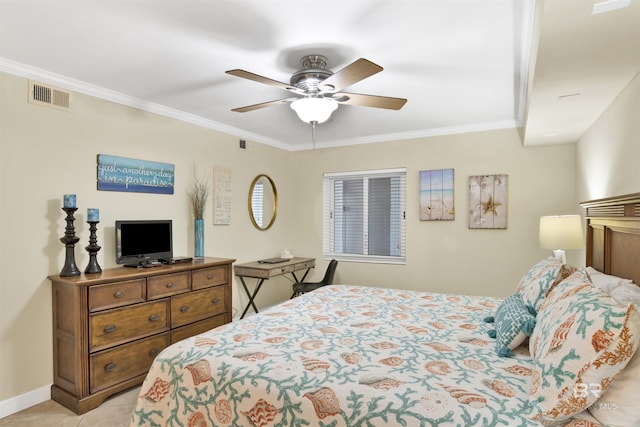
xmin=581 ymin=192 xmax=640 ymax=284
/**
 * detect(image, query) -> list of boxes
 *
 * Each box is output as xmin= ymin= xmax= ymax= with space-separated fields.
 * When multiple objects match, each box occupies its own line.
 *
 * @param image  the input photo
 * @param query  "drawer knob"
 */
xmin=105 ymin=363 xmax=117 ymax=372
xmin=114 ymin=291 xmax=124 ymax=298
xmin=104 ymin=324 xmax=117 ymax=333
xmin=149 ymin=313 xmax=160 ymax=322
xmin=212 ymin=297 xmax=220 ymax=304
xmin=207 ymin=274 xmax=214 ymax=280
xmin=166 ymin=282 xmax=174 ymax=288
xmin=149 ymin=348 xmax=160 ymax=357
xmin=180 ymin=305 xmax=190 ymax=313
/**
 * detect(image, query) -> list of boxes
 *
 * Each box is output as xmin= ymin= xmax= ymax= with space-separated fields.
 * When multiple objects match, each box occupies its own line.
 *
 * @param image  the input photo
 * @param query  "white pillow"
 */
xmin=589 ymin=348 xmax=640 ymax=426
xmin=585 ymin=266 xmax=640 ymax=309
xmin=586 ymin=266 xmax=633 ymax=293
xmin=609 ymin=283 xmax=640 ymax=311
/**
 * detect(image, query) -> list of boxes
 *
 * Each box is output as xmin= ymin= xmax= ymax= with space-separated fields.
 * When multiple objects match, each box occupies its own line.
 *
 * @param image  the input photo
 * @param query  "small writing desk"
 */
xmin=234 ymin=257 xmax=315 ymax=319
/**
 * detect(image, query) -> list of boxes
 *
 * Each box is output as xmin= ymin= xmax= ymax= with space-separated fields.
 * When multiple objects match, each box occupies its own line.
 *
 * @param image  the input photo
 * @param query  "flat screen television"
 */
xmin=115 ymin=220 xmax=173 ymax=267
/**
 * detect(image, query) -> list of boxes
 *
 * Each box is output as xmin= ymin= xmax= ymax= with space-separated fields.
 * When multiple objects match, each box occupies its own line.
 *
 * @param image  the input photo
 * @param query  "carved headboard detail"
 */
xmin=580 ymin=192 xmax=640 ymax=285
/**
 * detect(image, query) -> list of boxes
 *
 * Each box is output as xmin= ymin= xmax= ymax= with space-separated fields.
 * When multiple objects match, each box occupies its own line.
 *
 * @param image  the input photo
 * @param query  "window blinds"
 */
xmin=324 ymin=168 xmax=406 ymax=264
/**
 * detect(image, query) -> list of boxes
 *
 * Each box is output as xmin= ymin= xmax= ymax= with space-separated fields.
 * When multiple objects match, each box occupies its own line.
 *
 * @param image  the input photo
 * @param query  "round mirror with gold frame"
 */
xmin=248 ymin=174 xmax=277 ymax=230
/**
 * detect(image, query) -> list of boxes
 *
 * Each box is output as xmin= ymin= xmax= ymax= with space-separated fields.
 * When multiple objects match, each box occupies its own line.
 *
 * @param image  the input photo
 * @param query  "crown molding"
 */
xmin=2 ymin=57 xmax=523 ymax=152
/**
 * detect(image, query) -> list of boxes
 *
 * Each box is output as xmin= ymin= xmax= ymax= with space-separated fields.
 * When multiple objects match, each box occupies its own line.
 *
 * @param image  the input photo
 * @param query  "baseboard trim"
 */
xmin=0 ymin=385 xmax=51 ymax=419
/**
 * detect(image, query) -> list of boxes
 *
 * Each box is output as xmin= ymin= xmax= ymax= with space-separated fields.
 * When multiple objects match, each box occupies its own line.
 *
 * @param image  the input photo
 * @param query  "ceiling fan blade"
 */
xmin=320 ymin=58 xmax=383 ymax=93
xmin=231 ymin=98 xmax=298 ymax=113
xmin=335 ymin=92 xmax=407 ymax=110
xmin=226 ymin=69 xmax=303 ymax=94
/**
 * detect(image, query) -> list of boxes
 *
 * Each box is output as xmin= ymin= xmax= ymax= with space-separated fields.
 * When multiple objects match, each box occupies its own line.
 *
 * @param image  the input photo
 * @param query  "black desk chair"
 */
xmin=291 ymin=259 xmax=338 ymax=298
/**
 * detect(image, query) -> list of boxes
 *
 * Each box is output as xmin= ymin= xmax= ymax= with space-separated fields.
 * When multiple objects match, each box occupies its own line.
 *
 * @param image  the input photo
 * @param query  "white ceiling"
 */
xmin=0 ymin=1 xmax=638 ymax=150
xmin=525 ymin=0 xmax=640 ymax=146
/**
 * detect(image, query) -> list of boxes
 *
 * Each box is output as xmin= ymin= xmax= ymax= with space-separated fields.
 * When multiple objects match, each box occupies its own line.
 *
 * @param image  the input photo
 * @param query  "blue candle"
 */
xmin=63 ymin=194 xmax=76 ymax=208
xmin=87 ymin=208 xmax=99 ymax=222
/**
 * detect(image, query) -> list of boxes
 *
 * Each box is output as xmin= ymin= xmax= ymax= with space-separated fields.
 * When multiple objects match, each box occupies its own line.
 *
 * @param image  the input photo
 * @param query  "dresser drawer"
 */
xmin=170 ymin=313 xmax=228 ymax=344
xmin=171 ymin=286 xmax=226 ymax=328
xmin=89 ymin=300 xmax=169 ymax=352
xmin=90 ymin=333 xmax=169 ymax=393
xmin=192 ymin=266 xmax=228 ymax=290
xmin=147 ymin=272 xmax=190 ymax=299
xmin=89 ymin=279 xmax=146 ymax=312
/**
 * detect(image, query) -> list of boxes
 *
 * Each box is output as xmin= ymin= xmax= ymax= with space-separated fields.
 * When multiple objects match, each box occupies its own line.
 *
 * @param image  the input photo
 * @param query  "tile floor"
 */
xmin=0 ymin=387 xmax=139 ymax=427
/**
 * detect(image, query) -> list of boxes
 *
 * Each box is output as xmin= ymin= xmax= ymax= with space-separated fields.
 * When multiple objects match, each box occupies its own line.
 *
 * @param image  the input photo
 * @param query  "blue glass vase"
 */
xmin=194 ymin=218 xmax=204 ymax=258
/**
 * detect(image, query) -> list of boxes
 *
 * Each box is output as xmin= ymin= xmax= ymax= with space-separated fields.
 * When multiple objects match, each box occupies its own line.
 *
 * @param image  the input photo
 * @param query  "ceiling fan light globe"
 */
xmin=290 ymin=98 xmax=338 ymax=124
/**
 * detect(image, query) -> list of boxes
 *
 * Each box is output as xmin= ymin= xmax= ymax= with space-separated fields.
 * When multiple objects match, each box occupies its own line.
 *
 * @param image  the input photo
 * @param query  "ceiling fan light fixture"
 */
xmin=290 ymin=97 xmax=338 ymax=124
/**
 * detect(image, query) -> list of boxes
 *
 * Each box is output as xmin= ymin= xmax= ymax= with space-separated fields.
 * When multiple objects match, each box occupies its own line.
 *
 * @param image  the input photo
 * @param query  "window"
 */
xmin=324 ymin=168 xmax=406 ymax=264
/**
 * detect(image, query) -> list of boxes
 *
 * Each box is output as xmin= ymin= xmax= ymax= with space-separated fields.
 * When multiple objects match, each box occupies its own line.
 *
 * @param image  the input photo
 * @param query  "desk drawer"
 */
xmin=90 ymin=333 xmax=169 ymax=393
xmin=192 ymin=266 xmax=227 ymax=290
xmin=270 ymin=264 xmax=295 ymax=276
xmin=171 ymin=286 xmax=226 ymax=328
xmin=89 ymin=279 xmax=146 ymax=312
xmin=296 ymin=260 xmax=315 ymax=270
xmin=148 ymin=272 xmax=190 ymax=299
xmin=90 ymin=300 xmax=169 ymax=352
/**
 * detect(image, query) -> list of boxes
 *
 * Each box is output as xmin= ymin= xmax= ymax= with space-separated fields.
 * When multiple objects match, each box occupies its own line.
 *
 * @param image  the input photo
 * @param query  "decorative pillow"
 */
xmin=516 ymin=256 xmax=575 ymax=312
xmin=589 ymin=347 xmax=640 ymax=426
xmin=585 ymin=266 xmax=633 ymax=294
xmin=527 ymin=278 xmax=640 ymax=423
xmin=536 ymin=269 xmax=594 ymax=313
xmin=484 ymin=293 xmax=536 ymax=357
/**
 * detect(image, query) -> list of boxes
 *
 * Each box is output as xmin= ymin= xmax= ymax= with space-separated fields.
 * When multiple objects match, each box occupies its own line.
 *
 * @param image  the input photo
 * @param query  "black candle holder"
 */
xmin=85 ymin=220 xmax=102 ymax=274
xmin=60 ymin=207 xmax=81 ymax=277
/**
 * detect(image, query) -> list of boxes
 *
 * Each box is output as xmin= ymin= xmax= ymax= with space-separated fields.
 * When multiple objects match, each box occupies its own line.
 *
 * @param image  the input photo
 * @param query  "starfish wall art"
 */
xmin=468 ymin=174 xmax=508 ymax=229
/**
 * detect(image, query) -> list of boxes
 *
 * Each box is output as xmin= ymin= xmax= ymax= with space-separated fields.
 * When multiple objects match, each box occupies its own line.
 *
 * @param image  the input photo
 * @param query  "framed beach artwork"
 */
xmin=419 ymin=169 xmax=454 ymax=221
xmin=468 ymin=174 xmax=508 ymax=229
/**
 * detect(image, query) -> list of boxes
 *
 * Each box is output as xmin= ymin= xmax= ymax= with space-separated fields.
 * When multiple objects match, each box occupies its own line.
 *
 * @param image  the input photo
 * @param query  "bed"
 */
xmin=130 ymin=193 xmax=640 ymax=427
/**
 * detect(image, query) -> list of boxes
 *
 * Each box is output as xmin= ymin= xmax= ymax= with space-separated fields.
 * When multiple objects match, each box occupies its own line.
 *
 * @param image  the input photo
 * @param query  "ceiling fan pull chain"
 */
xmin=311 ymin=121 xmax=317 ymax=148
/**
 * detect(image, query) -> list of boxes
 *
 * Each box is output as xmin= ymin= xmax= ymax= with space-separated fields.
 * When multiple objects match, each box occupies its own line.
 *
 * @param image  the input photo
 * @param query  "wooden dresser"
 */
xmin=48 ymin=257 xmax=235 ymax=414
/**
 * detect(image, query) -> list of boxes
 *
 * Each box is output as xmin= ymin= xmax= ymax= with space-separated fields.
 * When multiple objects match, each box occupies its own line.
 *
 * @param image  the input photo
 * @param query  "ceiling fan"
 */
xmin=225 ymin=55 xmax=407 ymax=126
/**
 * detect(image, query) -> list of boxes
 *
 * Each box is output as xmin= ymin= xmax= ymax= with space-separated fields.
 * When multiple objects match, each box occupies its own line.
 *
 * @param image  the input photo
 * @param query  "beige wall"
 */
xmin=289 ymin=129 xmax=579 ymax=297
xmin=0 ymin=72 xmax=295 ymax=402
xmin=576 ymin=71 xmax=640 ymax=202
xmin=0 ymin=70 xmax=579 ymax=406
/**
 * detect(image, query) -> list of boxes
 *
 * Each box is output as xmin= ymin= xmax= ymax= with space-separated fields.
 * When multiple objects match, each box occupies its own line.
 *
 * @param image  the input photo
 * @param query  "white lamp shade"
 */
xmin=290 ymin=98 xmax=338 ymax=123
xmin=539 ymin=215 xmax=585 ymax=250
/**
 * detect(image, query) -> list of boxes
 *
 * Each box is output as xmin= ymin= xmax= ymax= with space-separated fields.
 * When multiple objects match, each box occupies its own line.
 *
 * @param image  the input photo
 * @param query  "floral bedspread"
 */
xmin=130 ymin=285 xmax=598 ymax=427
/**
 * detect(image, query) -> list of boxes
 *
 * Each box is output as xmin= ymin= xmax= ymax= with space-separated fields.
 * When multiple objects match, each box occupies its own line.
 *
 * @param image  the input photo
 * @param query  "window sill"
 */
xmin=325 ymin=254 xmax=406 ymax=265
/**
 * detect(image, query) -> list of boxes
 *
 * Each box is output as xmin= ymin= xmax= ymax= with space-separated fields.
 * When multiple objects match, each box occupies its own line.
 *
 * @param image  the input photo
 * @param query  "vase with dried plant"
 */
xmin=188 ymin=169 xmax=209 ymax=258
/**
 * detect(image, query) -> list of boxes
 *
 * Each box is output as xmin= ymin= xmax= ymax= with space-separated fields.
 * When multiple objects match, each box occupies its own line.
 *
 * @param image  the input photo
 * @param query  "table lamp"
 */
xmin=539 ymin=215 xmax=584 ymax=264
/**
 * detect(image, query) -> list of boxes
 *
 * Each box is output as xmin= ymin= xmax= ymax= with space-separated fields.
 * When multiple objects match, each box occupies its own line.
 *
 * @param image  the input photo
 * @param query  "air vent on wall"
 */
xmin=28 ymin=80 xmax=71 ymax=110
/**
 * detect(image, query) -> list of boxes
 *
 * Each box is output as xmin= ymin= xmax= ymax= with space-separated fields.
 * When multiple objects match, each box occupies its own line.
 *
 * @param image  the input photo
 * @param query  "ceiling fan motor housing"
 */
xmin=290 ymin=55 xmax=334 ymax=94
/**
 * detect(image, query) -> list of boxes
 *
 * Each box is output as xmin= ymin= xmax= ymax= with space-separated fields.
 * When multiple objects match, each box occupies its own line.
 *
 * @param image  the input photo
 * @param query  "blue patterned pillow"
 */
xmin=485 ymin=293 xmax=536 ymax=357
